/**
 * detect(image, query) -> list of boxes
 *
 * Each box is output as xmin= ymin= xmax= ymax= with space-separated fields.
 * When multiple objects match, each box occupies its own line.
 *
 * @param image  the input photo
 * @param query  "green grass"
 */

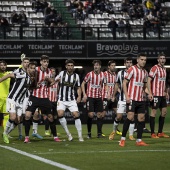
xmin=0 ymin=108 xmax=170 ymax=170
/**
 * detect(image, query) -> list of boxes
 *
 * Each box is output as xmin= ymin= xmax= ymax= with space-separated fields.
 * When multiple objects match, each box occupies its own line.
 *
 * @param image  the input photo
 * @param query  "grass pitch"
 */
xmin=0 ymin=109 xmax=170 ymax=170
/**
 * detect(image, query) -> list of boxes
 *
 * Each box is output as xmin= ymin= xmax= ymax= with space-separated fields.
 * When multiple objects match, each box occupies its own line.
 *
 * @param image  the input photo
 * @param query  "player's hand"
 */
xmin=111 ymin=96 xmax=115 ymax=102
xmin=107 ymin=93 xmax=111 ymax=100
xmin=126 ymin=96 xmax=130 ymax=104
xmin=82 ymin=94 xmax=87 ymax=103
xmin=148 ymin=93 xmax=153 ymax=101
xmin=77 ymin=96 xmax=81 ymax=103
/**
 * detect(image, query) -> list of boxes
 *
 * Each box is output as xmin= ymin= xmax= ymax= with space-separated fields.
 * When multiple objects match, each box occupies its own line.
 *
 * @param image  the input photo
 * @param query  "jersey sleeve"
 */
xmin=149 ymin=65 xmax=157 ymax=79
xmin=14 ymin=72 xmax=27 ymax=79
xmin=75 ymin=74 xmax=81 ymax=87
xmin=116 ymin=71 xmax=121 ymax=84
xmin=55 ymin=71 xmax=62 ymax=81
xmin=125 ymin=67 xmax=133 ymax=81
xmin=83 ymin=72 xmax=90 ymax=83
xmin=144 ymin=70 xmax=148 ymax=83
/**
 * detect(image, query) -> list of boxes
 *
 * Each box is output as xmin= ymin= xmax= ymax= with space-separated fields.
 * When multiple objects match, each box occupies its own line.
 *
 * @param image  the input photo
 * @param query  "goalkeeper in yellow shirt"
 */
xmin=0 ymin=60 xmax=11 ymax=130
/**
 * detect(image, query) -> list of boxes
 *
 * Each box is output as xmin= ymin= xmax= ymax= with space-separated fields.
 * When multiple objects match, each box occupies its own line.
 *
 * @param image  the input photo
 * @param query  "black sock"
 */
xmin=158 ymin=116 xmax=165 ymax=133
xmin=44 ymin=118 xmax=50 ymax=131
xmin=50 ymin=121 xmax=57 ymax=137
xmin=137 ymin=121 xmax=145 ymax=139
xmin=97 ymin=117 xmax=102 ymax=135
xmin=87 ymin=117 xmax=92 ymax=134
xmin=122 ymin=118 xmax=131 ymax=137
xmin=150 ymin=116 xmax=155 ymax=134
xmin=101 ymin=117 xmax=104 ymax=133
xmin=134 ymin=114 xmax=138 ymax=129
xmin=25 ymin=119 xmax=30 ymax=136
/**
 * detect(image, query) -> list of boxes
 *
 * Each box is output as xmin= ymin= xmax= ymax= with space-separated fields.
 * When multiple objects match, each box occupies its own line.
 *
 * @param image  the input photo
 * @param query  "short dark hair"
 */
xmin=137 ymin=53 xmax=147 ymax=58
xmin=158 ymin=53 xmax=166 ymax=58
xmin=22 ymin=57 xmax=30 ymax=61
xmin=92 ymin=60 xmax=101 ymax=66
xmin=0 ymin=60 xmax=7 ymax=65
xmin=65 ymin=59 xmax=75 ymax=65
xmin=28 ymin=61 xmax=37 ymax=67
xmin=124 ymin=57 xmax=133 ymax=63
xmin=50 ymin=67 xmax=56 ymax=71
xmin=108 ymin=60 xmax=116 ymax=66
xmin=40 ymin=55 xmax=49 ymax=61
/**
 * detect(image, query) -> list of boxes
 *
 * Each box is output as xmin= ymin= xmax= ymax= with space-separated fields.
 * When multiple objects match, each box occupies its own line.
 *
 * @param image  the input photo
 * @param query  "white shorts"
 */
xmin=117 ymin=101 xmax=126 ymax=114
xmin=6 ymin=98 xmax=23 ymax=116
xmin=57 ymin=100 xmax=78 ymax=113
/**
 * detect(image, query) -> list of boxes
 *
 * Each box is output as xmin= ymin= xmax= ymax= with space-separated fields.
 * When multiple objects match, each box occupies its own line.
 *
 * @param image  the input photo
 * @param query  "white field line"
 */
xmin=0 ymin=145 xmax=79 ymax=170
xmin=36 ymin=150 xmax=170 ymax=155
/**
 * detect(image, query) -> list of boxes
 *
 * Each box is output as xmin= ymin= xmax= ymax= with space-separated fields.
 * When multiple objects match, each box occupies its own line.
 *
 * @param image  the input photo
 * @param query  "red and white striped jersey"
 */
xmin=125 ymin=65 xmax=148 ymax=101
xmin=48 ymin=82 xmax=58 ymax=102
xmin=102 ymin=71 xmax=116 ymax=99
xmin=84 ymin=71 xmax=106 ymax=98
xmin=32 ymin=66 xmax=52 ymax=98
xmin=149 ymin=64 xmax=166 ymax=96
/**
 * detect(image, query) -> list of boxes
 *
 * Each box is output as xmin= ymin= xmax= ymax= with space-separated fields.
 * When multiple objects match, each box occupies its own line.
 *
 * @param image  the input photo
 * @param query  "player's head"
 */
xmin=108 ymin=60 xmax=116 ymax=72
xmin=65 ymin=59 xmax=75 ymax=73
xmin=157 ymin=53 xmax=166 ymax=66
xmin=40 ymin=55 xmax=49 ymax=70
xmin=137 ymin=53 xmax=147 ymax=68
xmin=92 ymin=60 xmax=101 ymax=73
xmin=27 ymin=61 xmax=37 ymax=77
xmin=0 ymin=60 xmax=7 ymax=72
xmin=124 ymin=57 xmax=133 ymax=69
xmin=50 ymin=67 xmax=56 ymax=77
xmin=21 ymin=57 xmax=30 ymax=71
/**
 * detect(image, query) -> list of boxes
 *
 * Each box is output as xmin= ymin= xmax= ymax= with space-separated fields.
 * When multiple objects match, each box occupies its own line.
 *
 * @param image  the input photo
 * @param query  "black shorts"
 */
xmin=126 ymin=100 xmax=145 ymax=114
xmin=51 ymin=101 xmax=57 ymax=117
xmin=26 ymin=96 xmax=52 ymax=115
xmin=103 ymin=98 xmax=117 ymax=111
xmin=87 ymin=97 xmax=103 ymax=112
xmin=150 ymin=96 xmax=167 ymax=109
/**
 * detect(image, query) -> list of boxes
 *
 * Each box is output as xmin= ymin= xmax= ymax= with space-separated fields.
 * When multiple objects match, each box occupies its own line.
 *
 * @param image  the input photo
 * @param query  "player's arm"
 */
xmin=77 ymin=86 xmax=82 ymax=103
xmin=112 ymin=83 xmax=119 ymax=100
xmin=0 ymin=73 xmax=15 ymax=83
xmin=123 ymin=78 xmax=130 ymax=103
xmin=81 ymin=80 xmax=87 ymax=102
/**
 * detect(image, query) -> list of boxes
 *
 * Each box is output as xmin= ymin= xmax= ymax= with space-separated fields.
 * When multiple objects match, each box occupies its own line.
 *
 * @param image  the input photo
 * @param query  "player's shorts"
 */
xmin=150 ymin=96 xmax=167 ymax=109
xmin=103 ymin=98 xmax=117 ymax=111
xmin=6 ymin=98 xmax=23 ymax=116
xmin=57 ymin=100 xmax=78 ymax=113
xmin=26 ymin=96 xmax=52 ymax=115
xmin=87 ymin=97 xmax=103 ymax=112
xmin=117 ymin=100 xmax=126 ymax=114
xmin=0 ymin=97 xmax=7 ymax=114
xmin=126 ymin=100 xmax=145 ymax=114
xmin=51 ymin=101 xmax=57 ymax=116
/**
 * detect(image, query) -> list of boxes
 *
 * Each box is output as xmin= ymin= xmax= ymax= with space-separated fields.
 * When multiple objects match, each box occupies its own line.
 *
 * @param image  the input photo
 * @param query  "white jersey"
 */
xmin=56 ymin=70 xmax=80 ymax=102
xmin=116 ymin=70 xmax=126 ymax=102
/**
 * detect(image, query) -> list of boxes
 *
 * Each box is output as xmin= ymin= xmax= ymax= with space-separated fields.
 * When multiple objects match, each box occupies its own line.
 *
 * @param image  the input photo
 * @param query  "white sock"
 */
xmin=113 ymin=121 xmax=119 ymax=132
xmin=75 ymin=118 xmax=82 ymax=138
xmin=4 ymin=120 xmax=13 ymax=135
xmin=59 ymin=117 xmax=70 ymax=136
xmin=8 ymin=123 xmax=16 ymax=135
xmin=129 ymin=123 xmax=135 ymax=136
xmin=136 ymin=139 xmax=142 ymax=142
xmin=32 ymin=122 xmax=38 ymax=134
xmin=121 ymin=137 xmax=126 ymax=140
xmin=18 ymin=123 xmax=23 ymax=136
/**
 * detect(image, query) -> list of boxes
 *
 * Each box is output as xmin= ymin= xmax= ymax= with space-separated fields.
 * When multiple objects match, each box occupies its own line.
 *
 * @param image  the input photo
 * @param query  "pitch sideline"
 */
xmin=0 ymin=145 xmax=79 ymax=170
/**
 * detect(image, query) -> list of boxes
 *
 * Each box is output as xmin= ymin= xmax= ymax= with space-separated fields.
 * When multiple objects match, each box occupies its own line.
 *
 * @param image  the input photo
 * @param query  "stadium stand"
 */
xmin=0 ymin=0 xmax=170 ymax=40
